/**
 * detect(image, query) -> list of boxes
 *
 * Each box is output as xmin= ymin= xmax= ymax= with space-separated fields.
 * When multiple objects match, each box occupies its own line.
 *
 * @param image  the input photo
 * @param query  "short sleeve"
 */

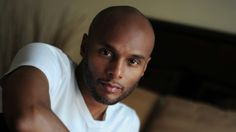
xmin=6 ymin=42 xmax=63 ymax=93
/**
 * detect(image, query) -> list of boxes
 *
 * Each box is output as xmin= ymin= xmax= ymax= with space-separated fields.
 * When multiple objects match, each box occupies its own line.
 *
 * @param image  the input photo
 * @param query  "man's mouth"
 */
xmin=99 ymin=80 xmax=123 ymax=93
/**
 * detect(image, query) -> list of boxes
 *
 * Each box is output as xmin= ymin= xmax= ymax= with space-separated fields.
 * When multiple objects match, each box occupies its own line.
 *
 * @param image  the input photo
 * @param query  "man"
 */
xmin=0 ymin=5 xmax=155 ymax=131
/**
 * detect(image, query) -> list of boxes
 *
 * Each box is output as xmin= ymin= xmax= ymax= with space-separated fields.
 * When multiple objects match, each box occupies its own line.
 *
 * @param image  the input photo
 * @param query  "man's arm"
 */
xmin=1 ymin=66 xmax=69 ymax=131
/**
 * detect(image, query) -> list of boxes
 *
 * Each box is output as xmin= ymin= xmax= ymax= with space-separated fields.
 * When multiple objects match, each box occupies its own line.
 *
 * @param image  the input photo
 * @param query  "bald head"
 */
xmin=88 ymin=6 xmax=155 ymax=56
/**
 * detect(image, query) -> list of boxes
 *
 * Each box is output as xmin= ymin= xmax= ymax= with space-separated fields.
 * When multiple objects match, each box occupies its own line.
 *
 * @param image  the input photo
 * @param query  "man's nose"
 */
xmin=107 ymin=60 xmax=124 ymax=79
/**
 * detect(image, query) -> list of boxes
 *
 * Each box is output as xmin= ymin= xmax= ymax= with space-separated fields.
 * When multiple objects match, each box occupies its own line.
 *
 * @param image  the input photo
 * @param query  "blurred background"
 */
xmin=0 ymin=0 xmax=236 ymax=131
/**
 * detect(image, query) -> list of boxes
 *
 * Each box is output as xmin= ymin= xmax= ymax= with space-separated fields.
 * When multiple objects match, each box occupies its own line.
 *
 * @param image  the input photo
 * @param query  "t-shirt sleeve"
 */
xmin=5 ymin=42 xmax=62 ymax=93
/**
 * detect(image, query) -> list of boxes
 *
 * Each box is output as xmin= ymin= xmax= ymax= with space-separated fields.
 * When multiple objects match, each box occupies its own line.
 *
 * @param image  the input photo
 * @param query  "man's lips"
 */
xmin=99 ymin=80 xmax=123 ymax=93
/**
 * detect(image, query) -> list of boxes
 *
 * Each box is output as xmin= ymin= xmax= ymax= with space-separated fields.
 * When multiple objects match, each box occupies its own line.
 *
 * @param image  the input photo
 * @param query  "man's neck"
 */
xmin=82 ymin=92 xmax=108 ymax=120
xmin=75 ymin=64 xmax=108 ymax=120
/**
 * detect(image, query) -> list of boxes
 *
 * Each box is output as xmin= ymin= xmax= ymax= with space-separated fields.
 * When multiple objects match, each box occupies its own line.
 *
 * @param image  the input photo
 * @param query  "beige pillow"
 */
xmin=147 ymin=96 xmax=236 ymax=132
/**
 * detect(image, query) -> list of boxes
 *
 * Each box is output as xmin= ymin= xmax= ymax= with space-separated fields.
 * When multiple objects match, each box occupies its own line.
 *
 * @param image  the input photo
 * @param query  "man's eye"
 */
xmin=99 ymin=48 xmax=112 ymax=57
xmin=128 ymin=58 xmax=140 ymax=66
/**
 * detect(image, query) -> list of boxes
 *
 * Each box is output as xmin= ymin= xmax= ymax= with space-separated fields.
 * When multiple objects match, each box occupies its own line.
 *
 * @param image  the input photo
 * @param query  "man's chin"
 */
xmin=93 ymin=95 xmax=120 ymax=105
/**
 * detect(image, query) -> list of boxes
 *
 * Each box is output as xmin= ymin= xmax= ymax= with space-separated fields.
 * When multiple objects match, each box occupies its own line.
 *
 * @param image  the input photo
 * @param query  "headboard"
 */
xmin=140 ymin=18 xmax=236 ymax=110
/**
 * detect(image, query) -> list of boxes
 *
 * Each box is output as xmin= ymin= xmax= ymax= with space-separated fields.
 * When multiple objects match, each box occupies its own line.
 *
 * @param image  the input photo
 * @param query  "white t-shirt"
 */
xmin=0 ymin=42 xmax=140 ymax=132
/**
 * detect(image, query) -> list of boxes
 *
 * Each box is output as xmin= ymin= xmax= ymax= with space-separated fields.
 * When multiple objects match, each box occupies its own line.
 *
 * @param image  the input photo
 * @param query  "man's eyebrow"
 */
xmin=130 ymin=55 xmax=145 ymax=60
xmin=98 ymin=41 xmax=117 ymax=53
xmin=98 ymin=41 xmax=146 ymax=60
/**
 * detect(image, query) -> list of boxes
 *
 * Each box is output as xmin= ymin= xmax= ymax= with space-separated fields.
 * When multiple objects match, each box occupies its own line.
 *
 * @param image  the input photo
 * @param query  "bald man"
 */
xmin=0 ymin=6 xmax=155 ymax=131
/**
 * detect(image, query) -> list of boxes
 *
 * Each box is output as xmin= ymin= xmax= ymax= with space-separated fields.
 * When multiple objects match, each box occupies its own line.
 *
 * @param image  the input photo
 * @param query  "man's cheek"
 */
xmin=125 ymin=74 xmax=139 ymax=86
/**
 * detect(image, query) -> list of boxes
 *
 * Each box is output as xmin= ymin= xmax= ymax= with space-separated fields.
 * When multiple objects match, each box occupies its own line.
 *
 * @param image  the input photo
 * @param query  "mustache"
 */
xmin=97 ymin=78 xmax=124 ymax=89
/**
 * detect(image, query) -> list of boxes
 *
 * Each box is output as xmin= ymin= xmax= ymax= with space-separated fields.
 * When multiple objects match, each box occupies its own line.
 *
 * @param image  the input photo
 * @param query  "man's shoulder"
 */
xmin=22 ymin=42 xmax=70 ymax=61
xmin=23 ymin=42 xmax=61 ymax=52
xmin=110 ymin=102 xmax=139 ymax=118
xmin=108 ymin=102 xmax=140 ymax=130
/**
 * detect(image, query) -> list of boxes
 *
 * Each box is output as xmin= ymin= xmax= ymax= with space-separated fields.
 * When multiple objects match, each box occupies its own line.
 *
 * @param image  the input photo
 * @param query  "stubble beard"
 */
xmin=81 ymin=60 xmax=139 ymax=105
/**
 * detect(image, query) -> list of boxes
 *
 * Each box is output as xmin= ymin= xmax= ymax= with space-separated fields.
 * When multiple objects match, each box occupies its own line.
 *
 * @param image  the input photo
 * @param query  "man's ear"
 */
xmin=141 ymin=57 xmax=151 ymax=77
xmin=80 ymin=33 xmax=89 ymax=58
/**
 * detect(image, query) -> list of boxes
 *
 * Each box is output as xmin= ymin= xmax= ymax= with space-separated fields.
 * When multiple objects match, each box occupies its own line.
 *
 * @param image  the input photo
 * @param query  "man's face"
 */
xmin=81 ymin=22 xmax=153 ymax=105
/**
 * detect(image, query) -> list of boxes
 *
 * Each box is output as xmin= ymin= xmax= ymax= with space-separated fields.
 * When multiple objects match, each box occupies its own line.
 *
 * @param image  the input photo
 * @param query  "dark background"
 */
xmin=140 ymin=18 xmax=236 ymax=110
